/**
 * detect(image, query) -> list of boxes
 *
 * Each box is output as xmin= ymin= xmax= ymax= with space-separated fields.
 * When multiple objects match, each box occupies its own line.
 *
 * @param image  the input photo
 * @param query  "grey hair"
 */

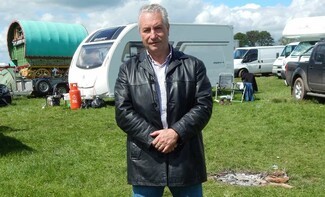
xmin=138 ymin=4 xmax=169 ymax=27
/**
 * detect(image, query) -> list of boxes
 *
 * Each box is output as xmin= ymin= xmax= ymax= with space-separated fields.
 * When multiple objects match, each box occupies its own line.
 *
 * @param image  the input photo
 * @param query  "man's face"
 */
xmin=139 ymin=11 xmax=169 ymax=55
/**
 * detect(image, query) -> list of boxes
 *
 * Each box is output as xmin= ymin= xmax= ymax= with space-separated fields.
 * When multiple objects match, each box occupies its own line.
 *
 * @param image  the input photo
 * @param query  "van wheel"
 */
xmin=238 ymin=69 xmax=248 ymax=78
xmin=35 ymin=79 xmax=51 ymax=95
xmin=292 ymin=77 xmax=305 ymax=100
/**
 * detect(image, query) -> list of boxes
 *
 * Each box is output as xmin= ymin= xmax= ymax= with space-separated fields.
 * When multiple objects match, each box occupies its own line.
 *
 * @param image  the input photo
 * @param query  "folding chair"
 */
xmin=214 ymin=73 xmax=235 ymax=103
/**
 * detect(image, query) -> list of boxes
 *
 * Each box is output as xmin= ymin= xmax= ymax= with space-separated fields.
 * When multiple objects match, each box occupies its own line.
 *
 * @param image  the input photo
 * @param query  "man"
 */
xmin=241 ymin=72 xmax=258 ymax=92
xmin=114 ymin=4 xmax=213 ymax=197
xmin=241 ymin=72 xmax=258 ymax=101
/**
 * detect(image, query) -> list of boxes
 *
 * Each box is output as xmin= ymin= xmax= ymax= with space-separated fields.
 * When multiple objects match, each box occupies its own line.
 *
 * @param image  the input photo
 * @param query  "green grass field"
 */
xmin=0 ymin=76 xmax=324 ymax=196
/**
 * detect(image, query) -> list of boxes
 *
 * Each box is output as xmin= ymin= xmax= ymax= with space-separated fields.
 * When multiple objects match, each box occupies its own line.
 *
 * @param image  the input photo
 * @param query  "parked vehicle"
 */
xmin=233 ymin=46 xmax=284 ymax=77
xmin=280 ymin=41 xmax=317 ymax=80
xmin=69 ymin=23 xmax=234 ymax=98
xmin=0 ymin=84 xmax=12 ymax=106
xmin=282 ymin=16 xmax=325 ymax=41
xmin=0 ymin=63 xmax=15 ymax=90
xmin=285 ymin=41 xmax=325 ymax=100
xmin=6 ymin=20 xmax=88 ymax=96
xmin=272 ymin=42 xmax=298 ymax=78
xmin=280 ymin=16 xmax=325 ymax=83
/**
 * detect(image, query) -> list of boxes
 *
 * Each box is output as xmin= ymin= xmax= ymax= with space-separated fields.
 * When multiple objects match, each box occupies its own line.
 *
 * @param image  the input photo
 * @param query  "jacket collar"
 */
xmin=138 ymin=47 xmax=188 ymax=76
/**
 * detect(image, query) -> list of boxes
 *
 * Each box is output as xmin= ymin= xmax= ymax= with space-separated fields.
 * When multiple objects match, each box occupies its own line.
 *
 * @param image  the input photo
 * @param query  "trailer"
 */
xmin=68 ymin=23 xmax=234 ymax=98
xmin=6 ymin=20 xmax=88 ymax=96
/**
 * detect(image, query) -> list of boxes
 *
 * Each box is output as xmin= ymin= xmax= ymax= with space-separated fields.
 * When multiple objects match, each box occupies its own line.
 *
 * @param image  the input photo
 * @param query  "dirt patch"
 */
xmin=209 ymin=170 xmax=293 ymax=188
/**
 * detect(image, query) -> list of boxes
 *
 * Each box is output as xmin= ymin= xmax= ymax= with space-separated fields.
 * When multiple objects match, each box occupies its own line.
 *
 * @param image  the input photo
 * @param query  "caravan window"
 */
xmin=122 ymin=42 xmax=145 ymax=62
xmin=86 ymin=26 xmax=125 ymax=42
xmin=76 ymin=43 xmax=111 ymax=69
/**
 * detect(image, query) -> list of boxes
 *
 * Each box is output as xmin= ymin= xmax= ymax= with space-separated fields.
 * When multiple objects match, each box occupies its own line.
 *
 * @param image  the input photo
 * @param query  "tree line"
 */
xmin=234 ymin=30 xmax=296 ymax=47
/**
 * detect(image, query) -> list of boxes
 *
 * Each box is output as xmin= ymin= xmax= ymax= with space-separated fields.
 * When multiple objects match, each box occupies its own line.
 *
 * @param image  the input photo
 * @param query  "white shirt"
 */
xmin=147 ymin=48 xmax=172 ymax=129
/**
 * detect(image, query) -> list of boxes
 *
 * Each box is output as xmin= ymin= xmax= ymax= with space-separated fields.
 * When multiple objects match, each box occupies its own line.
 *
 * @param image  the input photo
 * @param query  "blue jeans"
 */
xmin=244 ymin=82 xmax=254 ymax=101
xmin=132 ymin=184 xmax=203 ymax=197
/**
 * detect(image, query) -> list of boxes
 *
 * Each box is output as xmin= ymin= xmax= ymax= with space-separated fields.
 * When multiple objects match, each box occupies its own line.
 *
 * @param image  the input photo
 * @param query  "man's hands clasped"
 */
xmin=150 ymin=128 xmax=179 ymax=154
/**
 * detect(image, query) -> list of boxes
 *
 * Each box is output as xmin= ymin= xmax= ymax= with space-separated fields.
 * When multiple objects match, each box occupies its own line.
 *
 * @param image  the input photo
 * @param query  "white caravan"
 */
xmin=280 ymin=16 xmax=325 ymax=80
xmin=272 ymin=42 xmax=298 ymax=78
xmin=69 ymin=23 xmax=234 ymax=98
xmin=233 ymin=45 xmax=284 ymax=77
xmin=282 ymin=16 xmax=325 ymax=41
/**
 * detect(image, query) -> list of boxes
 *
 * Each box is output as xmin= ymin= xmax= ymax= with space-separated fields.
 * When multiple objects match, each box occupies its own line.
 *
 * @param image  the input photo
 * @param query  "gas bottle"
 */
xmin=69 ymin=83 xmax=82 ymax=109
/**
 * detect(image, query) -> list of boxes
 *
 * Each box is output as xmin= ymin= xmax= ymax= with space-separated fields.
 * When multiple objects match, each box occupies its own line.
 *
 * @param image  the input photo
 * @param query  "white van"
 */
xmin=272 ymin=42 xmax=298 ymax=78
xmin=233 ymin=46 xmax=284 ymax=77
xmin=68 ymin=23 xmax=234 ymax=98
xmin=280 ymin=41 xmax=317 ymax=79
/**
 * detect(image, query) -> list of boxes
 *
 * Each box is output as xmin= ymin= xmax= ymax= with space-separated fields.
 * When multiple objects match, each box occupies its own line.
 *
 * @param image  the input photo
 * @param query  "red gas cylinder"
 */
xmin=69 ymin=83 xmax=82 ymax=110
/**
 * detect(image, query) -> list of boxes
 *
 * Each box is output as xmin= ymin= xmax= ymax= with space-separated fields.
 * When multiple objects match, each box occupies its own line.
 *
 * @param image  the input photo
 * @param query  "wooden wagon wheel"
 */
xmin=34 ymin=68 xmax=51 ymax=78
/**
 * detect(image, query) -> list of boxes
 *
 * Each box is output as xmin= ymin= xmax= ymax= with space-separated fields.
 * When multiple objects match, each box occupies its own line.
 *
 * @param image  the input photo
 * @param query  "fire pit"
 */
xmin=210 ymin=170 xmax=293 ymax=188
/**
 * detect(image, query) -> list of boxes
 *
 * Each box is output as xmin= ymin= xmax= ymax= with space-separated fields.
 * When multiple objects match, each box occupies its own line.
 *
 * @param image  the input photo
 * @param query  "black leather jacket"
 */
xmin=114 ymin=49 xmax=213 ymax=186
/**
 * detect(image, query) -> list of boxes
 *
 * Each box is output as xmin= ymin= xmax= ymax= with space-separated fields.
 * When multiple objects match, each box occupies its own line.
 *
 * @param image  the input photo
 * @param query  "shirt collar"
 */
xmin=147 ymin=45 xmax=172 ymax=67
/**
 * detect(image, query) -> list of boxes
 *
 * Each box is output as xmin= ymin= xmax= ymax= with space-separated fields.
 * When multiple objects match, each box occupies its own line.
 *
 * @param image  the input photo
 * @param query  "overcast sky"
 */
xmin=1 ymin=0 xmax=325 ymax=63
